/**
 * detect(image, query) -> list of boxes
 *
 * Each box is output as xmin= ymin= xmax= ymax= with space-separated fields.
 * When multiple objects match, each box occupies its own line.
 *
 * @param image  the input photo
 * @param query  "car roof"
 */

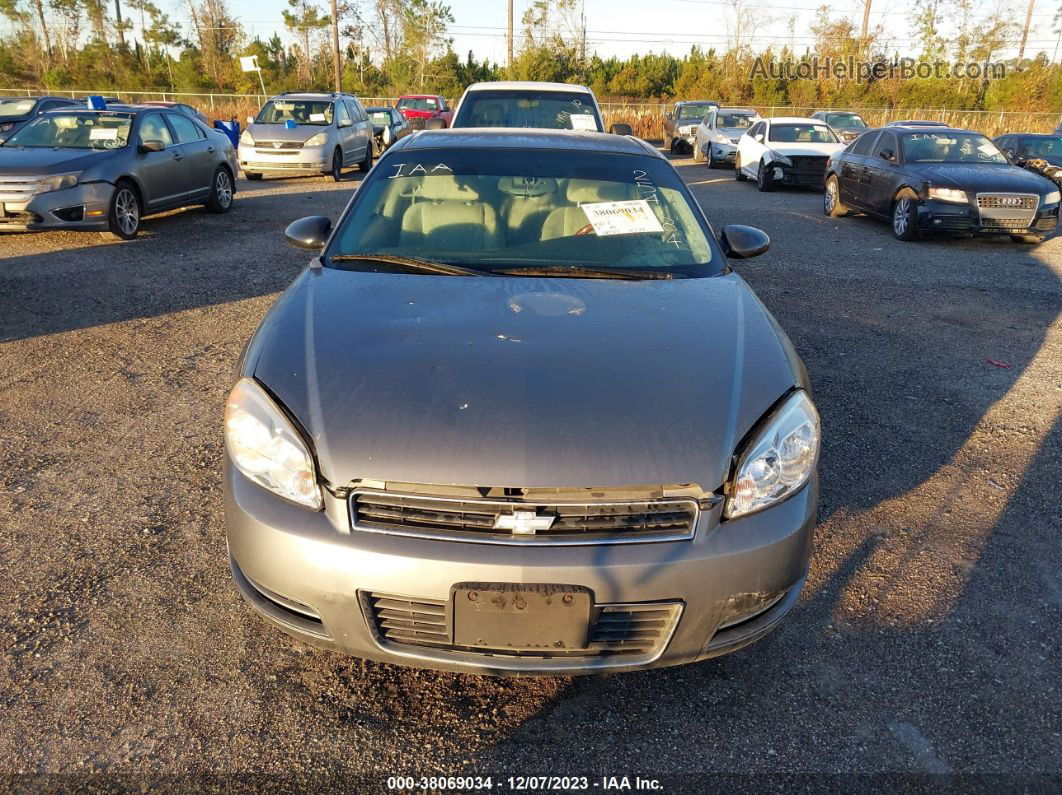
xmin=398 ymin=94 xmax=442 ymax=98
xmin=715 ymin=107 xmax=757 ymax=114
xmin=677 ymin=100 xmax=718 ymax=105
xmin=884 ymin=125 xmax=975 ymax=134
xmin=41 ymin=104 xmax=170 ymax=116
xmin=767 ymin=116 xmax=832 ymax=124
xmin=395 ymin=128 xmax=657 ymax=157
xmin=1009 ymin=132 xmax=1059 ymax=138
xmin=269 ymin=92 xmax=347 ymax=101
xmin=463 ymin=81 xmax=594 ymax=94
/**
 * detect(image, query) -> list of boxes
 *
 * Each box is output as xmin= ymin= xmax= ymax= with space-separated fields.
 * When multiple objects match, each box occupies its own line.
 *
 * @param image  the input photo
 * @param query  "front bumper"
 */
xmin=915 ymin=198 xmax=1059 ymax=237
xmin=0 ymin=181 xmax=113 ymax=232
xmin=225 ymin=462 xmax=818 ymax=676
xmin=238 ymin=143 xmax=330 ymax=175
xmin=706 ymin=141 xmax=738 ymax=162
xmin=767 ymin=162 xmax=828 ymax=188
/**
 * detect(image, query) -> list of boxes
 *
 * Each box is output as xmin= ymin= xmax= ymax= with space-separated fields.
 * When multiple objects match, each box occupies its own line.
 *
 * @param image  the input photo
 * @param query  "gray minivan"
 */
xmin=238 ymin=92 xmax=374 ymax=181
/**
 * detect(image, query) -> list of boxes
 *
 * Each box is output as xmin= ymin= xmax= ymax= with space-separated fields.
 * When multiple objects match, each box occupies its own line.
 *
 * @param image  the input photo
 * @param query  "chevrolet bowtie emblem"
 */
xmin=493 ymin=510 xmax=555 ymax=535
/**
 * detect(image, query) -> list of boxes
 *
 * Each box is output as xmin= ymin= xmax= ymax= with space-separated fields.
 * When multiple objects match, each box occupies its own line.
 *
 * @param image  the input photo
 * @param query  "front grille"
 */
xmin=349 ymin=490 xmax=699 ymax=545
xmin=362 ymin=591 xmax=682 ymax=660
xmin=0 ymin=175 xmax=39 ymax=204
xmin=255 ymin=140 xmax=303 ymax=151
xmin=976 ymin=194 xmax=1037 ymax=210
xmin=787 ymin=155 xmax=828 ymax=172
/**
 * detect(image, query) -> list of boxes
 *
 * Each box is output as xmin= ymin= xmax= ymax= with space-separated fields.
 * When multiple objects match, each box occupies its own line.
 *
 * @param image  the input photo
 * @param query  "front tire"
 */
xmin=205 ymin=166 xmax=234 ymax=214
xmin=330 ymin=148 xmax=343 ymax=182
xmin=107 ymin=182 xmax=141 ymax=240
xmin=824 ymin=175 xmax=848 ymax=217
xmin=692 ymin=141 xmax=704 ymax=163
xmin=756 ymin=160 xmax=775 ymax=192
xmin=706 ymin=146 xmax=716 ymax=168
xmin=892 ymin=193 xmax=920 ymax=241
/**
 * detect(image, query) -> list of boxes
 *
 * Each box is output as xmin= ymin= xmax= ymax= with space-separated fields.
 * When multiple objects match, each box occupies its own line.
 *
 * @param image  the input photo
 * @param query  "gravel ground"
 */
xmin=1 ymin=155 xmax=1059 ymax=789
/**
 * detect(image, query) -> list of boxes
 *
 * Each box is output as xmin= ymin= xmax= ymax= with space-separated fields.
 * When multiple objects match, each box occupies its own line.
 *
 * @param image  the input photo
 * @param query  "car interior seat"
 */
xmin=400 ymin=175 xmax=503 ymax=251
xmin=540 ymin=179 xmax=632 ymax=240
xmin=498 ymin=177 xmax=561 ymax=247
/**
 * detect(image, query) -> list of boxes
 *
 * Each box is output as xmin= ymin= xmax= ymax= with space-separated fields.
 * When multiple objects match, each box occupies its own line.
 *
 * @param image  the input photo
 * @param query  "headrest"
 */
xmin=414 ymin=175 xmax=481 ymax=201
xmin=566 ymin=179 xmax=628 ymax=203
xmin=497 ymin=176 xmax=558 ymax=197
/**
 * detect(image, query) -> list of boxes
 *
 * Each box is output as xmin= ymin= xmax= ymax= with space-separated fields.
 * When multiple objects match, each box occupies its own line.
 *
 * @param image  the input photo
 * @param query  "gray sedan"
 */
xmin=0 ymin=104 xmax=238 ymax=239
xmin=224 ymin=129 xmax=819 ymax=676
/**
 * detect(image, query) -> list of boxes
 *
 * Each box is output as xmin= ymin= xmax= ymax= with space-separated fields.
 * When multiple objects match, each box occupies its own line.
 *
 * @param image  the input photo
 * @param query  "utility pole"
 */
xmin=115 ymin=0 xmax=126 ymax=48
xmin=860 ymin=0 xmax=871 ymax=49
xmin=507 ymin=0 xmax=513 ymax=69
xmin=1017 ymin=0 xmax=1036 ymax=64
xmin=330 ymin=0 xmax=342 ymax=92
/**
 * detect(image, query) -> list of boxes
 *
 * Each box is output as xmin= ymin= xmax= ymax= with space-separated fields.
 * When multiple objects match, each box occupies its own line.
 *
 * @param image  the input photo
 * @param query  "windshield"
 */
xmin=825 ymin=113 xmax=866 ymax=128
xmin=718 ymin=113 xmax=755 ymax=129
xmin=677 ymin=104 xmax=715 ymax=120
xmin=769 ymin=124 xmax=838 ymax=143
xmin=326 ymin=149 xmax=718 ymax=277
xmin=369 ymin=111 xmax=392 ymax=126
xmin=255 ymin=100 xmax=333 ymax=126
xmin=398 ymin=97 xmax=439 ymax=111
xmin=902 ymin=132 xmax=1008 ymax=164
xmin=453 ymin=90 xmax=603 ymax=132
xmin=0 ymin=98 xmax=37 ymax=119
xmin=1018 ymin=136 xmax=1062 ymax=158
xmin=5 ymin=112 xmax=132 ymax=149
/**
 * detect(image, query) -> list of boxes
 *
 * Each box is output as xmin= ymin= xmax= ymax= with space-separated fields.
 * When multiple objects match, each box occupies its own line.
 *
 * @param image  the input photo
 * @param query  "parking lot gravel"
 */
xmin=1 ymin=155 xmax=1059 ymax=788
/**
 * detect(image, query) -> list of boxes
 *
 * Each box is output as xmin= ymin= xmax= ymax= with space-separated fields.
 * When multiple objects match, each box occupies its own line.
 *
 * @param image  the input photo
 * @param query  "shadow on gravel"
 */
xmin=0 ymin=185 xmax=359 ymax=342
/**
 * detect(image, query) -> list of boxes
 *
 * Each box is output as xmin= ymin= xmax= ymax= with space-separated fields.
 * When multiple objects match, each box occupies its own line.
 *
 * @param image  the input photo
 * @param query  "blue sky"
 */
xmin=167 ymin=0 xmax=1062 ymax=63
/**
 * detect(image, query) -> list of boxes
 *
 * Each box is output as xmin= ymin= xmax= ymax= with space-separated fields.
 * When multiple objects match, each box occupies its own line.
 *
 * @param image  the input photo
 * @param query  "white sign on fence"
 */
xmin=239 ymin=56 xmax=259 ymax=73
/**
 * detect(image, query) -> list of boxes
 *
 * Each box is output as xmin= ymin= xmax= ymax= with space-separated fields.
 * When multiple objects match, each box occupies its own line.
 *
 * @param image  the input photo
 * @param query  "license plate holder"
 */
xmin=452 ymin=583 xmax=591 ymax=652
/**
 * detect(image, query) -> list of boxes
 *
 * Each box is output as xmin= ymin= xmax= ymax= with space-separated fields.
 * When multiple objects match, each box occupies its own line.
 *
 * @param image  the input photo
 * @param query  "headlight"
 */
xmin=1044 ymin=190 xmax=1060 ymax=204
xmin=304 ymin=132 xmax=328 ymax=147
xmin=239 ymin=130 xmax=254 ymax=146
xmin=767 ymin=151 xmax=792 ymax=167
xmin=33 ymin=172 xmax=81 ymax=194
xmin=224 ymin=378 xmax=323 ymax=510
xmin=927 ymin=187 xmax=968 ymax=204
xmin=725 ymin=390 xmax=820 ymax=519
xmin=714 ymin=132 xmax=730 ymax=144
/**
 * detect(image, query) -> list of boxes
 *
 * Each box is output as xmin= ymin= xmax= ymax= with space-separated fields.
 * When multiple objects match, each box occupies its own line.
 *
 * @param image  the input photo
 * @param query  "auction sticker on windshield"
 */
xmin=580 ymin=200 xmax=664 ymax=236
xmin=570 ymin=114 xmax=598 ymax=131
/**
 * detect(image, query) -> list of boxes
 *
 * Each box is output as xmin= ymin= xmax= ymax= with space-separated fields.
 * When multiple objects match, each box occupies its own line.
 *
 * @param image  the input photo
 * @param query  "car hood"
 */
xmin=909 ymin=162 xmax=1054 ymax=194
xmin=247 ymin=123 xmax=323 ymax=143
xmin=250 ymin=269 xmax=803 ymax=491
xmin=0 ymin=146 xmax=117 ymax=174
xmin=767 ymin=142 xmax=845 ymax=157
xmin=720 ymin=126 xmax=751 ymax=138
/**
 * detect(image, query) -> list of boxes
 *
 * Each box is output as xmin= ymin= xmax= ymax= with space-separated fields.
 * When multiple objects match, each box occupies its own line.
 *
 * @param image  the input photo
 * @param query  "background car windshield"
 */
xmin=718 ymin=113 xmax=755 ymax=128
xmin=0 ymin=98 xmax=37 ymax=119
xmin=397 ymin=97 xmax=438 ymax=110
xmin=256 ymin=100 xmax=333 ymax=125
xmin=454 ymin=91 xmax=602 ymax=131
xmin=328 ymin=149 xmax=717 ymax=275
xmin=1019 ymin=137 xmax=1062 ymax=158
xmin=769 ymin=124 xmax=838 ymax=143
xmin=902 ymin=132 xmax=1007 ymax=163
xmin=825 ymin=113 xmax=867 ymax=128
xmin=677 ymin=104 xmax=714 ymax=120
xmin=6 ymin=112 xmax=131 ymax=149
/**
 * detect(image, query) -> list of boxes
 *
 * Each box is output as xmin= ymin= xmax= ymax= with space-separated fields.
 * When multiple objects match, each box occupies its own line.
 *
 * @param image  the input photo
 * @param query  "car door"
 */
xmin=134 ymin=112 xmax=182 ymax=209
xmin=840 ymin=130 xmax=879 ymax=208
xmin=332 ymin=100 xmax=354 ymax=165
xmin=166 ymin=113 xmax=215 ymax=201
xmin=863 ymin=130 xmax=901 ymax=216
xmin=740 ymin=121 xmax=767 ymax=175
xmin=348 ymin=99 xmax=372 ymax=159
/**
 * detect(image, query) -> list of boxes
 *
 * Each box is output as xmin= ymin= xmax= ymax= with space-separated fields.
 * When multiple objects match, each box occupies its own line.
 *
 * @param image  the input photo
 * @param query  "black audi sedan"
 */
xmin=0 ymin=95 xmax=80 ymax=144
xmin=823 ymin=125 xmax=1060 ymax=243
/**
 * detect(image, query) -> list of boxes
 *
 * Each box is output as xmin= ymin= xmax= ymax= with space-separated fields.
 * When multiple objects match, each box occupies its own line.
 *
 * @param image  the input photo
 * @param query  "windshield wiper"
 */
xmin=489 ymin=265 xmax=675 ymax=280
xmin=327 ymin=254 xmax=490 ymax=277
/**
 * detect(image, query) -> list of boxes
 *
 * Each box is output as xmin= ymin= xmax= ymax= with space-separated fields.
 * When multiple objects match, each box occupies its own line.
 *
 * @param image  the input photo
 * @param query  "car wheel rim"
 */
xmin=116 ymin=189 xmax=138 ymax=235
xmin=894 ymin=199 xmax=909 ymax=234
xmin=825 ymin=181 xmax=836 ymax=212
xmin=216 ymin=172 xmax=232 ymax=207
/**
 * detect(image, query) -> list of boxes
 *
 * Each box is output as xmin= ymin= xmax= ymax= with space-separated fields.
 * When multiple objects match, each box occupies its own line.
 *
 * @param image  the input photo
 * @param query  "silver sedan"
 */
xmin=0 ymin=104 xmax=238 ymax=239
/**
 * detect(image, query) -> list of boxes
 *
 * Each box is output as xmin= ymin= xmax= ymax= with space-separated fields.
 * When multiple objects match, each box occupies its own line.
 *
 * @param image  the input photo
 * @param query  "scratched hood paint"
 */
xmin=249 ymin=269 xmax=804 ymax=490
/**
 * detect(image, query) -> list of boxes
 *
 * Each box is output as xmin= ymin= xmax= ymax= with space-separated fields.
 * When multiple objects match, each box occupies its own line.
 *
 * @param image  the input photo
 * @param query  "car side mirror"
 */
xmin=423 ymin=119 xmax=446 ymax=130
xmin=754 ymin=133 xmax=764 ymax=143
xmin=1003 ymin=148 xmax=1024 ymax=165
xmin=879 ymin=148 xmax=895 ymax=161
xmin=246 ymin=115 xmax=254 ymax=126
xmin=285 ymin=215 xmax=332 ymax=250
xmin=664 ymin=112 xmax=673 ymax=120
xmin=338 ymin=117 xmax=352 ymax=128
xmin=720 ymin=224 xmax=770 ymax=259
xmin=138 ymin=139 xmax=165 ymax=153
xmin=609 ymin=123 xmax=633 ymax=136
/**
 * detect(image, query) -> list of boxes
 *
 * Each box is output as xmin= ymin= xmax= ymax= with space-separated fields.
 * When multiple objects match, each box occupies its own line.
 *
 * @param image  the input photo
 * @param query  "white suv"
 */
xmin=238 ymin=92 xmax=374 ymax=181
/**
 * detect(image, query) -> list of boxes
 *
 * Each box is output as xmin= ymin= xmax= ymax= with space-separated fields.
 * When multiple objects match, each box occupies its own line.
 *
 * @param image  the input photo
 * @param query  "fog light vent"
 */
xmin=51 ymin=205 xmax=85 ymax=222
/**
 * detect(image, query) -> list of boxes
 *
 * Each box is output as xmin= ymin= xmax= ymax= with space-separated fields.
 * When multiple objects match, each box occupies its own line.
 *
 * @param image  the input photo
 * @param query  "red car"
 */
xmin=395 ymin=95 xmax=452 ymax=129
